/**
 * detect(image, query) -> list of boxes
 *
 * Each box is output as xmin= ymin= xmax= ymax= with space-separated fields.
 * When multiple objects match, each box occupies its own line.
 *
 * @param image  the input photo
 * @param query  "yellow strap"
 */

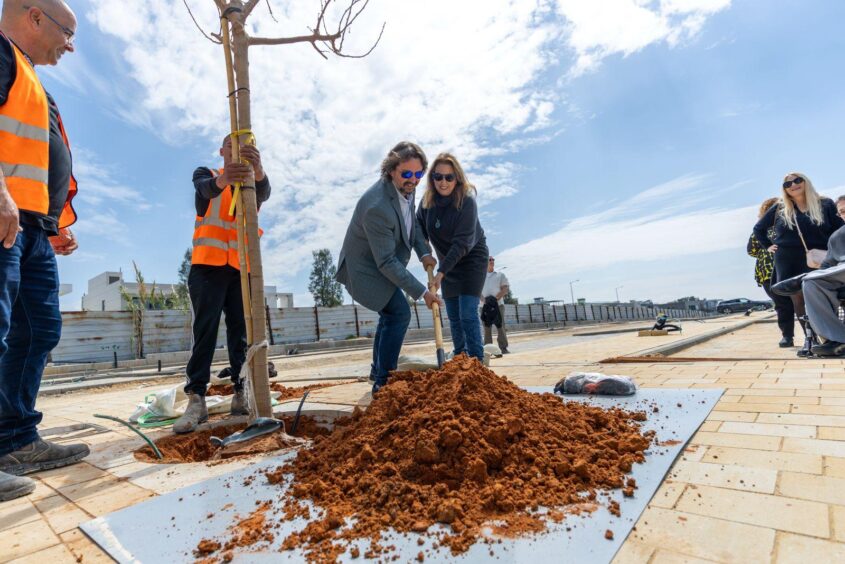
xmin=228 ymin=129 xmax=256 ymax=215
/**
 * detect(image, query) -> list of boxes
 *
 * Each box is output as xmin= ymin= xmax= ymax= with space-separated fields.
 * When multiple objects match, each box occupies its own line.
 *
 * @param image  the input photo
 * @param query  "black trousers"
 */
xmin=184 ymin=265 xmax=247 ymax=396
xmin=762 ymin=279 xmax=796 ymax=339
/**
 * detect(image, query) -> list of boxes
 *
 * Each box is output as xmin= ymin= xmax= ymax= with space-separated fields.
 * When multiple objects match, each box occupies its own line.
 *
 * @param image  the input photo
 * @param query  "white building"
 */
xmin=81 ymin=271 xmax=293 ymax=311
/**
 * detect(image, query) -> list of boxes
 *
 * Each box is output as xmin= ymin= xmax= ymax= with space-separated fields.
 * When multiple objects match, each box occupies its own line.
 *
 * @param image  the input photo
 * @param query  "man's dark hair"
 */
xmin=837 ymin=195 xmax=845 ymax=205
xmin=380 ymin=141 xmax=427 ymax=179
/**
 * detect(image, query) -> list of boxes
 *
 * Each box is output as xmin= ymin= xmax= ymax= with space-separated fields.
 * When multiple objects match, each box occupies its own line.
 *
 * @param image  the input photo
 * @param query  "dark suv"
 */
xmin=716 ymin=298 xmax=772 ymax=314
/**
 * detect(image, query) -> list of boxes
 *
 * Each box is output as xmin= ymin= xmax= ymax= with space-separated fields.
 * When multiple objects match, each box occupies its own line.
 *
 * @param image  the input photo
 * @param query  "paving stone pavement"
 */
xmin=2 ymin=312 xmax=844 ymax=563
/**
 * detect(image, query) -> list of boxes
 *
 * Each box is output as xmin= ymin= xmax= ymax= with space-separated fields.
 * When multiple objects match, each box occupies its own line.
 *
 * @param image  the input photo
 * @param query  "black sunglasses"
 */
xmin=400 ymin=170 xmax=424 ymax=179
xmin=432 ymin=173 xmax=456 ymax=182
xmin=783 ymin=177 xmax=805 ymax=189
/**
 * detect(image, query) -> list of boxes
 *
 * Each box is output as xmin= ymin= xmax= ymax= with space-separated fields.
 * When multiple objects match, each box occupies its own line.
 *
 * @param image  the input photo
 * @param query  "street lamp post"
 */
xmin=569 ymin=279 xmax=579 ymax=305
xmin=615 ymin=285 xmax=624 ymax=303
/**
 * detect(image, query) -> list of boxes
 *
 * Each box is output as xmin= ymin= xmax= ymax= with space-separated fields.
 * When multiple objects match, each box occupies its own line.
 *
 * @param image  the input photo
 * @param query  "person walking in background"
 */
xmin=482 ymin=256 xmax=510 ymax=353
xmin=336 ymin=142 xmax=442 ymax=394
xmin=417 ymin=153 xmax=488 ymax=361
xmin=747 ymin=197 xmax=795 ymax=347
xmin=753 ymin=173 xmax=844 ymax=356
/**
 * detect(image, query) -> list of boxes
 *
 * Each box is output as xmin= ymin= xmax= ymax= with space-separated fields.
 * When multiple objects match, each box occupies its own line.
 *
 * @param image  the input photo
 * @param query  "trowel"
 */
xmin=210 ymin=417 xmax=284 ymax=447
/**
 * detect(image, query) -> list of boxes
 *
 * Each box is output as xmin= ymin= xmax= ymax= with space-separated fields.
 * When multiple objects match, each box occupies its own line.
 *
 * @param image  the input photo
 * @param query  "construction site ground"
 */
xmin=3 ymin=312 xmax=845 ymax=563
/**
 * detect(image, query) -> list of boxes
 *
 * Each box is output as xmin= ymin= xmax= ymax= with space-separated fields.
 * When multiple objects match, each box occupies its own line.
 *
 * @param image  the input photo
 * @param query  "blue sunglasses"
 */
xmin=400 ymin=169 xmax=425 ymax=179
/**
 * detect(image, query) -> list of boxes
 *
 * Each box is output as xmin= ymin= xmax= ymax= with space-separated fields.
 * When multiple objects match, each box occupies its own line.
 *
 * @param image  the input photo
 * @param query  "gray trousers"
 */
xmin=803 ymin=266 xmax=845 ymax=343
xmin=483 ymin=304 xmax=509 ymax=350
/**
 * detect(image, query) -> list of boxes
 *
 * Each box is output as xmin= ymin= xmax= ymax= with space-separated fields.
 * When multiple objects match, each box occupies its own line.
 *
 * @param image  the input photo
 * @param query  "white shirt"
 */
xmin=482 ymin=271 xmax=509 ymax=304
xmin=394 ymin=186 xmax=413 ymax=242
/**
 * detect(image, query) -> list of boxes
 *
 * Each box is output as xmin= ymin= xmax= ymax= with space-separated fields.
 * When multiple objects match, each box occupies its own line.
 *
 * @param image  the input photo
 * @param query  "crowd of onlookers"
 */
xmin=749 ymin=173 xmax=845 ymax=357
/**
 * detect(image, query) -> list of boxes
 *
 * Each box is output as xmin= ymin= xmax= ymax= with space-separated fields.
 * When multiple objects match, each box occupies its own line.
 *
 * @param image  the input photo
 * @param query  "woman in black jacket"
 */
xmin=753 ymin=172 xmax=844 ymax=356
xmin=417 ymin=153 xmax=488 ymax=361
xmin=748 ymin=197 xmax=795 ymax=347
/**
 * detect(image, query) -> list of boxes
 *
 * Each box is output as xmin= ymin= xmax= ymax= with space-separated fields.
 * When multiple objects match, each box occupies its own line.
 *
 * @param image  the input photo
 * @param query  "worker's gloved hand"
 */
xmin=239 ymin=145 xmax=265 ymax=182
xmin=49 ymin=227 xmax=78 ymax=256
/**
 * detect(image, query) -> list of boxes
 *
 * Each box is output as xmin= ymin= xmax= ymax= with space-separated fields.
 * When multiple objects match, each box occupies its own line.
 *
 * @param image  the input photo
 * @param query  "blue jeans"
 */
xmin=370 ymin=288 xmax=411 ymax=390
xmin=445 ymin=295 xmax=484 ymax=361
xmin=0 ymin=225 xmax=61 ymax=456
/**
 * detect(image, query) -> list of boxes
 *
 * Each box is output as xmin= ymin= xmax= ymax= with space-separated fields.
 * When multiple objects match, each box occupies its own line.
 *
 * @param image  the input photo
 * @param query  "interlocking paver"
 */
xmin=718 ymin=421 xmax=816 ymax=439
xmin=675 ymin=484 xmax=829 ymax=537
xmin=775 ymin=532 xmax=845 ymax=563
xmin=782 ymin=437 xmax=845 ymax=458
xmin=702 ymin=446 xmax=822 ymax=474
xmin=777 ymin=472 xmax=845 ymax=505
xmin=0 ymin=518 xmax=60 ymax=562
xmin=692 ymin=431 xmax=781 ymax=451
xmin=667 ymin=460 xmax=777 ymax=493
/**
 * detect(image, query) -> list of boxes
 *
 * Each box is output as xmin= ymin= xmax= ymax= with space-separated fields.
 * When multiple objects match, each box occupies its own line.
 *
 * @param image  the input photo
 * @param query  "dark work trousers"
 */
xmin=761 ymin=278 xmax=796 ymax=339
xmin=184 ymin=265 xmax=247 ymax=396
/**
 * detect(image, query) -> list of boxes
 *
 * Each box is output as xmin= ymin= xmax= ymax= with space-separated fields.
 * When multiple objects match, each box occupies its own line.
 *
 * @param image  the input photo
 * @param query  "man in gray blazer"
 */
xmin=804 ymin=207 xmax=845 ymax=356
xmin=337 ymin=141 xmax=442 ymax=392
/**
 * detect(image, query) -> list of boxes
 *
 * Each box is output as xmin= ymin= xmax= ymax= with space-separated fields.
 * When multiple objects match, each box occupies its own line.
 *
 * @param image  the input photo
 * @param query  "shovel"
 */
xmin=210 ymin=417 xmax=283 ymax=448
xmin=426 ymin=265 xmax=446 ymax=368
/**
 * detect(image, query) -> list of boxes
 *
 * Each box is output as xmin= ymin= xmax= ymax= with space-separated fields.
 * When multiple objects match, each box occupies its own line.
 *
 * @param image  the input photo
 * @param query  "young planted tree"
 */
xmin=308 ymin=248 xmax=343 ymax=307
xmin=185 ymin=0 xmax=382 ymax=418
xmin=174 ymin=248 xmax=192 ymax=309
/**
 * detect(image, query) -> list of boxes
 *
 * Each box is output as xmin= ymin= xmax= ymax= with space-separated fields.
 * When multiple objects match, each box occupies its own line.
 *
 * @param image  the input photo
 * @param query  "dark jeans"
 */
xmin=184 ymin=265 xmax=247 ymax=396
xmin=0 ymin=225 xmax=61 ymax=456
xmin=370 ymin=287 xmax=411 ymax=388
xmin=445 ymin=295 xmax=483 ymax=360
xmin=762 ymin=279 xmax=796 ymax=339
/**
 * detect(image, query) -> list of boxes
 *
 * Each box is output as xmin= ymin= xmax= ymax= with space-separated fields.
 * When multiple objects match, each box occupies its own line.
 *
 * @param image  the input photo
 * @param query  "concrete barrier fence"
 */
xmin=51 ymin=303 xmax=713 ymax=364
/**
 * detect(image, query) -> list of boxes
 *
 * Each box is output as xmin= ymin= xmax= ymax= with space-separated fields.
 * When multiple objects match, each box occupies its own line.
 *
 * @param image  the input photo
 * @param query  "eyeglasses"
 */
xmin=432 ymin=173 xmax=456 ymax=182
xmin=400 ymin=170 xmax=424 ymax=179
xmin=25 ymin=6 xmax=74 ymax=43
xmin=783 ymin=177 xmax=805 ymax=189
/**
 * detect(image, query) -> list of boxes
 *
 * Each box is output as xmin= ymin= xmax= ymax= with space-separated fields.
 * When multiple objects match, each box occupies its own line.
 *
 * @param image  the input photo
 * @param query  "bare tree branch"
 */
xmin=183 ymin=0 xmax=222 ymax=43
xmin=243 ymin=0 xmax=262 ymax=18
xmin=247 ymin=0 xmax=384 ymax=58
xmin=264 ymin=0 xmax=279 ymax=23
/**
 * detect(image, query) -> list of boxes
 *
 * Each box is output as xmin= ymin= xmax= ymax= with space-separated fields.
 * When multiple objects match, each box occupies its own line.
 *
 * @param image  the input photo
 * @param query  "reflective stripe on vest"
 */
xmin=0 ymin=39 xmax=49 ymax=216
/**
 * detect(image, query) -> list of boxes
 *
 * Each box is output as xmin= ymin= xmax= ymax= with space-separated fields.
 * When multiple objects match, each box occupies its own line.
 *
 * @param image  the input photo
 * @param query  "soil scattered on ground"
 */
xmin=206 ymin=382 xmax=345 ymax=400
xmin=134 ymin=416 xmax=330 ymax=464
xmin=198 ymin=355 xmax=653 ymax=561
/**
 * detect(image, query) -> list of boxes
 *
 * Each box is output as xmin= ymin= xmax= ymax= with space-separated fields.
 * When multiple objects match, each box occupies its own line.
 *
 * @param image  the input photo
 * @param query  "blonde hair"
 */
xmin=421 ymin=153 xmax=476 ymax=209
xmin=779 ymin=172 xmax=824 ymax=228
xmin=758 ymin=197 xmax=779 ymax=219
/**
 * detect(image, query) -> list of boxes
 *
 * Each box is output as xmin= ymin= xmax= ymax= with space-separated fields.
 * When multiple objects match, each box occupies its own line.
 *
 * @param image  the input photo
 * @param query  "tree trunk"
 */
xmin=225 ymin=4 xmax=272 ymax=418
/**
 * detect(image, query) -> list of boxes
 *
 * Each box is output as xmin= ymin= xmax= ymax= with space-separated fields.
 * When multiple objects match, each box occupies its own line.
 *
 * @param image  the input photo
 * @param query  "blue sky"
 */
xmin=29 ymin=0 xmax=845 ymax=310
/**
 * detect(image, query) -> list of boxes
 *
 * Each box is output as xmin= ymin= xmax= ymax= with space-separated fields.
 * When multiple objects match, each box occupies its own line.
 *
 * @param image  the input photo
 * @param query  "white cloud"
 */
xmin=71 ymin=147 xmax=150 ymax=209
xmin=83 ymin=0 xmax=729 ymax=289
xmin=496 ymin=173 xmax=754 ymax=298
xmin=557 ymin=0 xmax=731 ymax=75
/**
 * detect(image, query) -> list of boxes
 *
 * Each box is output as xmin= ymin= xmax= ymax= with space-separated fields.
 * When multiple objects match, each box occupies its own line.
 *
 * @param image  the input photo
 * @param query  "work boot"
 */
xmin=173 ymin=393 xmax=208 ymax=434
xmin=0 ymin=471 xmax=35 ymax=502
xmin=230 ymin=388 xmax=249 ymax=416
xmin=0 ymin=439 xmax=89 ymax=476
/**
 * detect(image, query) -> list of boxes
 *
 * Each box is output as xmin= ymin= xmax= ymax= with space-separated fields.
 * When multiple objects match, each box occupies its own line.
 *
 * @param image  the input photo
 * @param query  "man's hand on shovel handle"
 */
xmin=423 ymin=290 xmax=444 ymax=309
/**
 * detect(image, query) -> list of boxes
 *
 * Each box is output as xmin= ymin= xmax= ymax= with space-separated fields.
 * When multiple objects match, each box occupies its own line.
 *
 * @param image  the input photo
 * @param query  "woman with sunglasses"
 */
xmin=753 ymin=173 xmax=843 ymax=356
xmin=416 ymin=153 xmax=489 ymax=361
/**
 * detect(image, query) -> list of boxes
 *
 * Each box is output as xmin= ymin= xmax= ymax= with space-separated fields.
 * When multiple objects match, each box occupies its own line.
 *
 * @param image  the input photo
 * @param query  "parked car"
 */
xmin=715 ymin=298 xmax=772 ymax=314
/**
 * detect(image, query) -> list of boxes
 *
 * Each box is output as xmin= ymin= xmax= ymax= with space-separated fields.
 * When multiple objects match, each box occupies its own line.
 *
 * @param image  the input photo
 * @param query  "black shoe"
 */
xmin=0 ymin=439 xmax=90 ymax=476
xmin=501 ymin=348 xmax=510 ymax=354
xmin=771 ymin=274 xmax=807 ymax=296
xmin=811 ymin=341 xmax=845 ymax=357
xmin=779 ymin=337 xmax=794 ymax=348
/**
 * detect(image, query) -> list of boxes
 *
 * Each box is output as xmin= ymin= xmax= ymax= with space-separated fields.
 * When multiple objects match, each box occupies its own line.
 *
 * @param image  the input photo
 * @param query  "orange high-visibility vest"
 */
xmin=0 ymin=35 xmax=77 ymax=228
xmin=191 ymin=169 xmax=261 ymax=270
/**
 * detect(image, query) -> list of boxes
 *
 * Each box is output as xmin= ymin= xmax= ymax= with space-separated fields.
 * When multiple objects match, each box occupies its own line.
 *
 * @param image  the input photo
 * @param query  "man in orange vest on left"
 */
xmin=0 ymin=1 xmax=88 ymax=503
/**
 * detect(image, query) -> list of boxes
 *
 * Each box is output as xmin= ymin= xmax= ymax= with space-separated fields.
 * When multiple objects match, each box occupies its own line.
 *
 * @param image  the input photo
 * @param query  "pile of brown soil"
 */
xmin=198 ymin=355 xmax=652 ymax=561
xmin=134 ymin=416 xmax=330 ymax=464
xmin=206 ymin=382 xmax=345 ymax=400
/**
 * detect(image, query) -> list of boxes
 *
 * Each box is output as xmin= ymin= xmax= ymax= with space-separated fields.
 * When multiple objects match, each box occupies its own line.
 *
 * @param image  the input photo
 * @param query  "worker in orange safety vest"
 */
xmin=173 ymin=135 xmax=271 ymax=434
xmin=0 ymin=0 xmax=89 ymax=503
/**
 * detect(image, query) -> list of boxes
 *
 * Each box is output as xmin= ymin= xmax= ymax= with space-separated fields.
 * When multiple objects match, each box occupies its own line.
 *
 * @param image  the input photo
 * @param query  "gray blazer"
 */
xmin=336 ymin=178 xmax=432 ymax=312
xmin=822 ymin=225 xmax=845 ymax=268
